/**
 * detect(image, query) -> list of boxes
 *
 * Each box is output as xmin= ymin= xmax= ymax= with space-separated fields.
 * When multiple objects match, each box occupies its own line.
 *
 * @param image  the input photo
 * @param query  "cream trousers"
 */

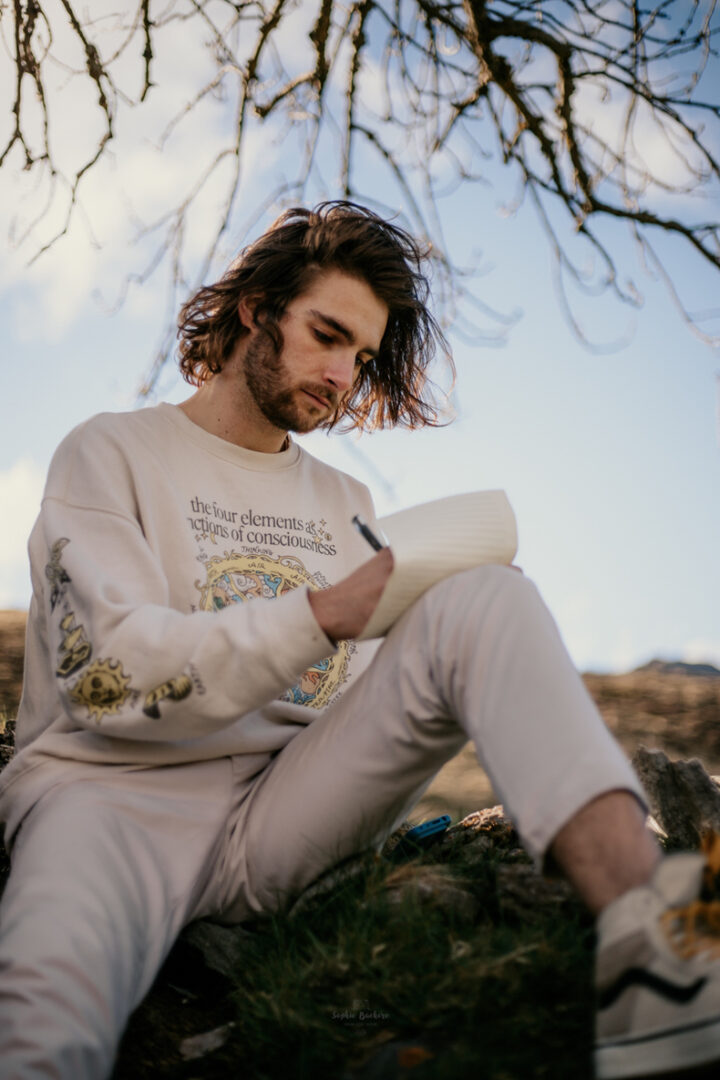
xmin=0 ymin=566 xmax=644 ymax=1078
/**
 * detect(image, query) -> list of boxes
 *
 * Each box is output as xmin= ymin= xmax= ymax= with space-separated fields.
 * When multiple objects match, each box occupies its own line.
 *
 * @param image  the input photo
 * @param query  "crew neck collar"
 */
xmin=158 ymin=402 xmax=302 ymax=472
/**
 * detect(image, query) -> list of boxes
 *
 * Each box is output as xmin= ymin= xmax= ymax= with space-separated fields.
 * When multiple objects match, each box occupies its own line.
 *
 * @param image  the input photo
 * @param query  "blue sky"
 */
xmin=1 ymin=6 xmax=719 ymax=674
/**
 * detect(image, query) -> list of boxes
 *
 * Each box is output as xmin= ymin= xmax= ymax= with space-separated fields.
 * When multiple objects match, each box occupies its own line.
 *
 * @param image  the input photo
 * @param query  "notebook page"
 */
xmin=358 ymin=490 xmax=518 ymax=640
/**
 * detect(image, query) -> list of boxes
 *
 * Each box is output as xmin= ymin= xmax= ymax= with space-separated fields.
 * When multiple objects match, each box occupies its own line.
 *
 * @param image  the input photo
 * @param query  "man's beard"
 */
xmin=242 ymin=333 xmax=337 ymax=434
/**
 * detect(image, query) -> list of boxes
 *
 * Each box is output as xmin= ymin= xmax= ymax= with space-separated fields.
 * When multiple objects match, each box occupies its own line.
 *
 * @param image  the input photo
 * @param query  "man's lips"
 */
xmin=301 ymin=388 xmax=334 ymax=410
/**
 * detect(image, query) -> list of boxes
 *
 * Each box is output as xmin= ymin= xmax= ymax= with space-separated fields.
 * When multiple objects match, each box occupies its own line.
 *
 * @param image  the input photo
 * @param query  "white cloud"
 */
xmin=0 ymin=1 xmax=296 ymax=343
xmin=680 ymin=640 xmax=720 ymax=668
xmin=0 ymin=459 xmax=44 ymax=609
xmin=572 ymin=76 xmax=708 ymax=196
xmin=0 ymin=48 xmax=281 ymax=342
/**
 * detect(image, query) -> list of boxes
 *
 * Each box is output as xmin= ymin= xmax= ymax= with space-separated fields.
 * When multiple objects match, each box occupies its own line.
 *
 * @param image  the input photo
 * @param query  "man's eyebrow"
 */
xmin=308 ymin=309 xmax=380 ymax=358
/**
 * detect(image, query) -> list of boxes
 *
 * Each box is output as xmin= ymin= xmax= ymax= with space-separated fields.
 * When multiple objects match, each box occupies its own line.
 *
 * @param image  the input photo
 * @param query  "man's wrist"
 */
xmin=307 ymin=587 xmax=338 ymax=648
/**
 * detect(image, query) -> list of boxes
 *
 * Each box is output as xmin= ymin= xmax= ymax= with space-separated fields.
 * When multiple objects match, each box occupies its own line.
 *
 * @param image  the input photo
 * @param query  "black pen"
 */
xmin=352 ymin=514 xmax=387 ymax=552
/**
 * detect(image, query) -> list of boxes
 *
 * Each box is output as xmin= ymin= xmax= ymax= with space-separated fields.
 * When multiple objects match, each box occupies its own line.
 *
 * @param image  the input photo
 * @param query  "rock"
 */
xmin=443 ymin=805 xmax=520 ymax=850
xmin=288 ymin=849 xmax=378 ymax=918
xmin=631 ymin=746 xmax=720 ymax=850
xmin=180 ymin=920 xmax=257 ymax=982
xmin=379 ymin=821 xmax=416 ymax=859
xmin=495 ymin=864 xmax=579 ymax=924
xmin=179 ymin=1022 xmax=235 ymax=1061
xmin=440 ymin=805 xmax=528 ymax=867
xmin=380 ymin=862 xmax=480 ymax=922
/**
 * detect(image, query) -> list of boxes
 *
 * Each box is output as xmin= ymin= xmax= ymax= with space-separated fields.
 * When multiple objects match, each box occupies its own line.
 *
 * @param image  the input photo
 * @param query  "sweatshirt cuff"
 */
xmin=303 ymin=586 xmax=339 ymax=652
xmin=238 ymin=584 xmax=338 ymax=690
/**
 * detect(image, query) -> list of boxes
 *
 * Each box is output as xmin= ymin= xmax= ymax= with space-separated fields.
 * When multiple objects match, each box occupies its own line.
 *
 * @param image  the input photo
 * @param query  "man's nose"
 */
xmin=321 ymin=349 xmax=357 ymax=393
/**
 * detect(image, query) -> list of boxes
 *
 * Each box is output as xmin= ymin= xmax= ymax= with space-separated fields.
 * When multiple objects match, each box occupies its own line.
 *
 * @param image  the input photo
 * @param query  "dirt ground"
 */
xmin=0 ymin=610 xmax=25 ymax=720
xmin=416 ymin=666 xmax=720 ymax=820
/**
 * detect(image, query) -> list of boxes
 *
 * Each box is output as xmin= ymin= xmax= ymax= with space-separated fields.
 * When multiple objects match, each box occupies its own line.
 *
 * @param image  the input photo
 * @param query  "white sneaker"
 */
xmin=594 ymin=848 xmax=720 ymax=1078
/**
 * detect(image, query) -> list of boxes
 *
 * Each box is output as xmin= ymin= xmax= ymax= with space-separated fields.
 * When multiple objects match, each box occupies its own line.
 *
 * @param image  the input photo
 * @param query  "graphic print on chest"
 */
xmin=186 ymin=495 xmax=336 ymax=555
xmin=195 ymin=550 xmax=350 ymax=708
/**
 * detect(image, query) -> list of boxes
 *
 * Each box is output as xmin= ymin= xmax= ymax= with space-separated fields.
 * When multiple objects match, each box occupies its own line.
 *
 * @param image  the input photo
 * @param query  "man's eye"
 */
xmin=313 ymin=329 xmax=333 ymax=344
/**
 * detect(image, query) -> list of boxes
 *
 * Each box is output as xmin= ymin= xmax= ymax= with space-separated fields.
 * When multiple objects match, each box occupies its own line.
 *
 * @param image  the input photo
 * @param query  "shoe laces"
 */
xmin=660 ymin=831 xmax=720 ymax=961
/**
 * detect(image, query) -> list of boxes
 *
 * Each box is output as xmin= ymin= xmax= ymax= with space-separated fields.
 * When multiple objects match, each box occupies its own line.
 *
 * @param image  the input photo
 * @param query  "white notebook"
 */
xmin=358 ymin=489 xmax=518 ymax=640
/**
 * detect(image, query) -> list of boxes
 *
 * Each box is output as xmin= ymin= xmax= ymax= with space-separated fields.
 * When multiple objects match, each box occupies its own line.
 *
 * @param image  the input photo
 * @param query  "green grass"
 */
xmin=176 ymin=826 xmax=597 ymax=1080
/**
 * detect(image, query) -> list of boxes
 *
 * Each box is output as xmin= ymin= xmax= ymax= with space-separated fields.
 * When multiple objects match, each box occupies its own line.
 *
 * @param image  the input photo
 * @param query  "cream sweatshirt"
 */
xmin=0 ymin=404 xmax=380 ymax=834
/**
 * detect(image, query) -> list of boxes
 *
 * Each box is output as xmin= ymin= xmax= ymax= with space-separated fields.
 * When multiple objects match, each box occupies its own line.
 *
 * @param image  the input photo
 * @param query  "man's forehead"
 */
xmin=293 ymin=270 xmax=388 ymax=345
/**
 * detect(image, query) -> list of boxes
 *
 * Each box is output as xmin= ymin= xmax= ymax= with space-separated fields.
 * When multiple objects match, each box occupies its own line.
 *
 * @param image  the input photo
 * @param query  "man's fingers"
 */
xmin=375 ymin=545 xmax=394 ymax=571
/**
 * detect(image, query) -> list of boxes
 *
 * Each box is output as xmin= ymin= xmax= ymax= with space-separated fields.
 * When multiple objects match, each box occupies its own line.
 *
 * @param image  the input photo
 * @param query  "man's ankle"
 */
xmin=596 ymin=852 xmax=706 ymax=945
xmin=550 ymin=790 xmax=662 ymax=915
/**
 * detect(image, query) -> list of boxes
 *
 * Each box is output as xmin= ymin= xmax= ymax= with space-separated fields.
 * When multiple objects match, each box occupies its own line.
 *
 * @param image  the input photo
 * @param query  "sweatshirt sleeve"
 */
xmin=33 ymin=420 xmax=338 ymax=741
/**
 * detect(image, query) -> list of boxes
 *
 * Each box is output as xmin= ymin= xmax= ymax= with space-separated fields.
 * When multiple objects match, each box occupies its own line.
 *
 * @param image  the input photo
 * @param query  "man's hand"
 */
xmin=308 ymin=547 xmax=394 ymax=643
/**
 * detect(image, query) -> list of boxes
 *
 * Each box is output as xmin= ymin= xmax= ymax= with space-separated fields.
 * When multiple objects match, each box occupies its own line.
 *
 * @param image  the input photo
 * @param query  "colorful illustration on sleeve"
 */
xmin=45 ymin=538 xmax=71 ymax=612
xmin=195 ymin=551 xmax=350 ymax=709
xmin=69 ymin=658 xmax=133 ymax=723
xmin=56 ymin=611 xmax=92 ymax=678
xmin=281 ymin=657 xmax=333 ymax=705
xmin=143 ymin=675 xmax=193 ymax=719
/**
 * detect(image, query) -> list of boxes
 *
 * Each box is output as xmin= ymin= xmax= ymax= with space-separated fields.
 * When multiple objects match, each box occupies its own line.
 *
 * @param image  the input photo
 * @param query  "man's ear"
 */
xmin=237 ymin=295 xmax=260 ymax=331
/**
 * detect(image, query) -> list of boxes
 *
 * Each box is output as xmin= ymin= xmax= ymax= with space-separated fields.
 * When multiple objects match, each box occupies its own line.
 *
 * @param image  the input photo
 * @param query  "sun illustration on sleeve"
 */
xmin=69 ymin=658 xmax=133 ymax=722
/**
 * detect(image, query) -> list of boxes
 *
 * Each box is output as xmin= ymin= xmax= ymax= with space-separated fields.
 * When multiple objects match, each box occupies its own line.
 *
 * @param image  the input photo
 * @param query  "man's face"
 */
xmin=240 ymin=268 xmax=389 ymax=435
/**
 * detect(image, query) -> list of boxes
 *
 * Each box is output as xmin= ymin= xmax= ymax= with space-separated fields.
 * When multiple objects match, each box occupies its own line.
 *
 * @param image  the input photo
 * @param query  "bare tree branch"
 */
xmin=2 ymin=0 xmax=718 ymax=385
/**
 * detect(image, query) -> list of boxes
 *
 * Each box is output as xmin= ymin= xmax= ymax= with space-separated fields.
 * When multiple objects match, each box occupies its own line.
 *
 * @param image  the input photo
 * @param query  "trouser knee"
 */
xmin=437 ymin=563 xmax=540 ymax=616
xmin=417 ymin=564 xmax=547 ymax=666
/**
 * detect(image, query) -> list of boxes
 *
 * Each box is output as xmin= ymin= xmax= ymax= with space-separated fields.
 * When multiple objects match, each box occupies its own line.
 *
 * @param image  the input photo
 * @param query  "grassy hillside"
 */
xmin=1 ymin=612 xmax=719 ymax=1078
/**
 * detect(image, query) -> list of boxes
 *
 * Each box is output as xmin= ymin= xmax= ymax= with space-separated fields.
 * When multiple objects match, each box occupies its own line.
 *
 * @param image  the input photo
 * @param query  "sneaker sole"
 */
xmin=595 ymin=1015 xmax=720 ymax=1078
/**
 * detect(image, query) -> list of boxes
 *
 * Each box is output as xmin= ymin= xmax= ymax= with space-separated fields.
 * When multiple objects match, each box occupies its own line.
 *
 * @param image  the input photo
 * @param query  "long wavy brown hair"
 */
xmin=176 ymin=201 xmax=453 ymax=432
